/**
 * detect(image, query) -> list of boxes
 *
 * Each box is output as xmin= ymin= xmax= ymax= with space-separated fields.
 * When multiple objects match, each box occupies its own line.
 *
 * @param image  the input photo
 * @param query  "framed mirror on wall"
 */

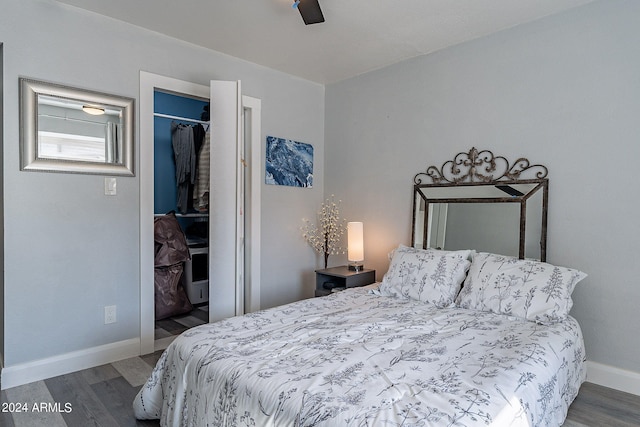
xmin=411 ymin=147 xmax=549 ymax=261
xmin=19 ymin=78 xmax=134 ymax=176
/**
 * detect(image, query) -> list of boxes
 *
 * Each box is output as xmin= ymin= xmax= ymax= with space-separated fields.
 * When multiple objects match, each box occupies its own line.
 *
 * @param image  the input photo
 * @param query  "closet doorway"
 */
xmin=139 ymin=71 xmax=261 ymax=354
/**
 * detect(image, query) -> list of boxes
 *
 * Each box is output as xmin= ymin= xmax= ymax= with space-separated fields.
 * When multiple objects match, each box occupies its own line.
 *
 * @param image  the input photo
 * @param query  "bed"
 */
xmin=134 ymin=247 xmax=586 ymax=426
xmin=134 ymin=148 xmax=587 ymax=426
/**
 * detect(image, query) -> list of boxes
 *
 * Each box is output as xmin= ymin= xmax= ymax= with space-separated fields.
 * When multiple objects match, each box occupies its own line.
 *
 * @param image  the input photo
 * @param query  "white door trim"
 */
xmin=242 ymin=95 xmax=261 ymax=314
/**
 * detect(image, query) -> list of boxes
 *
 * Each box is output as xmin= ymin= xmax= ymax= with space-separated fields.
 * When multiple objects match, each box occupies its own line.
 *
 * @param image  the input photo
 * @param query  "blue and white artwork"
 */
xmin=265 ymin=136 xmax=313 ymax=188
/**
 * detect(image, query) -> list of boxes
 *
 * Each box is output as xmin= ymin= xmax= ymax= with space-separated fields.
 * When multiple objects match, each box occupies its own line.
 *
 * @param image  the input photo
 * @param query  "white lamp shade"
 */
xmin=347 ymin=222 xmax=364 ymax=262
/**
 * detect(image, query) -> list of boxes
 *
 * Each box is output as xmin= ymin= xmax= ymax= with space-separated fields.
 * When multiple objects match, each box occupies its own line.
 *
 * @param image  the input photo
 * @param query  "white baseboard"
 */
xmin=587 ymin=360 xmax=640 ymax=396
xmin=1 ymin=338 xmax=140 ymax=390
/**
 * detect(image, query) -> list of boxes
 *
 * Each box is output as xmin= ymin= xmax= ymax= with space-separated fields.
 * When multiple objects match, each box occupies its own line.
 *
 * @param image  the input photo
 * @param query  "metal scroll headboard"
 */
xmin=412 ymin=147 xmax=549 ymax=261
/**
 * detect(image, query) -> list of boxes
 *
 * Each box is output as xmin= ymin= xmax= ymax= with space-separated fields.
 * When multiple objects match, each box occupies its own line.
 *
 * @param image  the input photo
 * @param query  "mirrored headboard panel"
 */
xmin=412 ymin=147 xmax=548 ymax=261
xmin=19 ymin=78 xmax=134 ymax=176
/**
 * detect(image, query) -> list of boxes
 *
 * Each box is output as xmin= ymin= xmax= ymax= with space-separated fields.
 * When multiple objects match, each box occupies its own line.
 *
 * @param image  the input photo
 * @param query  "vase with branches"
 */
xmin=301 ymin=195 xmax=346 ymax=269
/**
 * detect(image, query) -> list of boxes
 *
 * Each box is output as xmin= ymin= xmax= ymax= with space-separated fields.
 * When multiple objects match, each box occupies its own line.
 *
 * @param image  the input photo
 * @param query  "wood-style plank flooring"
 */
xmin=564 ymin=382 xmax=640 ymax=427
xmin=1 ymin=351 xmax=163 ymax=427
xmin=154 ymin=304 xmax=208 ymax=341
xmin=2 ymin=358 xmax=639 ymax=427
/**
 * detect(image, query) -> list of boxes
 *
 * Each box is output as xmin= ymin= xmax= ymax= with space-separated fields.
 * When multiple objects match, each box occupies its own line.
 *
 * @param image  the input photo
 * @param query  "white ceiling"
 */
xmin=55 ymin=0 xmax=596 ymax=84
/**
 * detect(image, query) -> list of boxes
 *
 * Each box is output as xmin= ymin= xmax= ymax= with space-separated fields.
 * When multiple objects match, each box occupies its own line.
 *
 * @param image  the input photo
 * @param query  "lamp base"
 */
xmin=348 ymin=263 xmax=363 ymax=272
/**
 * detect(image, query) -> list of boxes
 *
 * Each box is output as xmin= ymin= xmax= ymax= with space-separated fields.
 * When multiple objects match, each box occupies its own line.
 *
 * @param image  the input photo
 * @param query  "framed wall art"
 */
xmin=265 ymin=135 xmax=313 ymax=188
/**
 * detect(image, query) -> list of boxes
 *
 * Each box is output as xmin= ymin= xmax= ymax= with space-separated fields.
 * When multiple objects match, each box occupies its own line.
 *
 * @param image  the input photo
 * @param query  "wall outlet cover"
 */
xmin=104 ymin=305 xmax=117 ymax=324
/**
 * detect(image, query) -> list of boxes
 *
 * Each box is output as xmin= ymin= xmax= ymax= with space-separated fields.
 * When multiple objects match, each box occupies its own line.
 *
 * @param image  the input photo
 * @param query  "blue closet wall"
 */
xmin=153 ymin=91 xmax=209 ymax=214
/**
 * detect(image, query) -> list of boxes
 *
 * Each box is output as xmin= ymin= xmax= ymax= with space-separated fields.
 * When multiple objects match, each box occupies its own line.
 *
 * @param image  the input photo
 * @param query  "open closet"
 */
xmin=153 ymin=91 xmax=211 ymax=342
xmin=139 ymin=72 xmax=262 ymax=354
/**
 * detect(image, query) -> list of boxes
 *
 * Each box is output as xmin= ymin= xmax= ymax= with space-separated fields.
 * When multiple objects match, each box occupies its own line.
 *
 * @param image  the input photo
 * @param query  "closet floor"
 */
xmin=154 ymin=304 xmax=208 ymax=341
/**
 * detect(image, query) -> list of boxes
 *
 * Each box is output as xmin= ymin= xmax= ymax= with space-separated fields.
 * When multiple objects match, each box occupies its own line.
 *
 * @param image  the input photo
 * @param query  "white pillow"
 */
xmin=455 ymin=252 xmax=587 ymax=324
xmin=378 ymin=245 xmax=471 ymax=307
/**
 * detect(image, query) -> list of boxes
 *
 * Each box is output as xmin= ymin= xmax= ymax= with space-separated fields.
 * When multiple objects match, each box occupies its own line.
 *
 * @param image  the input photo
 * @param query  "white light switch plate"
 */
xmin=105 ymin=177 xmax=117 ymax=195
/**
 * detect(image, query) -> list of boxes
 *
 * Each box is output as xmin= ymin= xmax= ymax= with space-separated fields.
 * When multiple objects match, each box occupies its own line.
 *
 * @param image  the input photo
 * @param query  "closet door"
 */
xmin=209 ymin=81 xmax=242 ymax=322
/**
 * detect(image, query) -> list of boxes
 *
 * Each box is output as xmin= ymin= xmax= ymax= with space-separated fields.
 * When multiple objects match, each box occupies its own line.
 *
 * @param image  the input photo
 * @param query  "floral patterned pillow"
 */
xmin=455 ymin=252 xmax=587 ymax=324
xmin=377 ymin=245 xmax=471 ymax=307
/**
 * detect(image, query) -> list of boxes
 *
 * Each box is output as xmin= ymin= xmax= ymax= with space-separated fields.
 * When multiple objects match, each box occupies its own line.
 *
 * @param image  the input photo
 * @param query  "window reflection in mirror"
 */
xmin=19 ymin=78 xmax=134 ymax=176
xmin=37 ymin=94 xmax=122 ymax=163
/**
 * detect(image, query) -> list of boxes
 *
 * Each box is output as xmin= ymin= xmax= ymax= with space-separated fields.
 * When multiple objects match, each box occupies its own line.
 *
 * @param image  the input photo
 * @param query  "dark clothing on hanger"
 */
xmin=192 ymin=123 xmax=206 ymax=156
xmin=171 ymin=122 xmax=196 ymax=214
xmin=187 ymin=124 xmax=207 ymax=211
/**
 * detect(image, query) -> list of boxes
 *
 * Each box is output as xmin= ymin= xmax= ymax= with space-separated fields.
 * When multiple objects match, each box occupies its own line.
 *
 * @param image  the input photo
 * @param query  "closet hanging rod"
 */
xmin=153 ymin=112 xmax=210 ymax=125
xmin=153 ymin=212 xmax=208 ymax=218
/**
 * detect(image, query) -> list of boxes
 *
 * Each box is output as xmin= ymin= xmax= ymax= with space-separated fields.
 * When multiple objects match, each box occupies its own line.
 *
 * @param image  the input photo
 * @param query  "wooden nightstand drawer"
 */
xmin=315 ymin=266 xmax=375 ymax=297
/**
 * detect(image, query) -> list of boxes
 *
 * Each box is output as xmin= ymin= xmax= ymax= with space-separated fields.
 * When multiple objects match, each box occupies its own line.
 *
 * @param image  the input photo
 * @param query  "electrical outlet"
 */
xmin=104 ymin=305 xmax=117 ymax=324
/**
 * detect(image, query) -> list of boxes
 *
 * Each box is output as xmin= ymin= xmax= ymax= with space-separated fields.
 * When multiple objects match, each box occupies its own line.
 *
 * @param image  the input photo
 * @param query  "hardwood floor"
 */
xmin=565 ymin=382 xmax=640 ymax=427
xmin=1 ymin=351 xmax=163 ymax=427
xmin=2 ymin=357 xmax=639 ymax=426
xmin=154 ymin=304 xmax=208 ymax=340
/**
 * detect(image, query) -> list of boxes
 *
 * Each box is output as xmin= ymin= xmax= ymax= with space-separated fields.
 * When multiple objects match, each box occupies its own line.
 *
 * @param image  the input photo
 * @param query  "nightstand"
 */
xmin=315 ymin=266 xmax=376 ymax=297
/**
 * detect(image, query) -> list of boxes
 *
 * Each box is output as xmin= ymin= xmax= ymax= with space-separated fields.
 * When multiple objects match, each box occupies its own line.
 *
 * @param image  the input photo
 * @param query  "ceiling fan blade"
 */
xmin=297 ymin=0 xmax=325 ymax=25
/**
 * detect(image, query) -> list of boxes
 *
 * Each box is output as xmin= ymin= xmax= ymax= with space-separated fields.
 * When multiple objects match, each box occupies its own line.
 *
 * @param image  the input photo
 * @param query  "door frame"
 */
xmin=139 ymin=71 xmax=261 ymax=355
xmin=241 ymin=95 xmax=261 ymax=314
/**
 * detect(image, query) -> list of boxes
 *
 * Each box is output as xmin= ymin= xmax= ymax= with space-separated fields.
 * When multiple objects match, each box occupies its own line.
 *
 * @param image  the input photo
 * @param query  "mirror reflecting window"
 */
xmin=20 ymin=78 xmax=134 ymax=176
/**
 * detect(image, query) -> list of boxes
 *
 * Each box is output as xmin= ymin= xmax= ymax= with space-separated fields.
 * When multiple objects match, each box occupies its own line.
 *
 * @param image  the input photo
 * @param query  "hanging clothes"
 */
xmin=171 ymin=122 xmax=196 ymax=214
xmin=192 ymin=123 xmax=206 ymax=159
xmin=193 ymin=130 xmax=211 ymax=212
xmin=187 ymin=123 xmax=206 ymax=211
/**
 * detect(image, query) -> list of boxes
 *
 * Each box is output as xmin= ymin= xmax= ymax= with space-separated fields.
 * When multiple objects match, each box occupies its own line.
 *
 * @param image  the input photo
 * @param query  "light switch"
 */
xmin=105 ymin=177 xmax=117 ymax=195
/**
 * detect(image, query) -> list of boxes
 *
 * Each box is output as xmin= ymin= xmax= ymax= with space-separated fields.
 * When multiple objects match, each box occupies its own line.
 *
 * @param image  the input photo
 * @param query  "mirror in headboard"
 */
xmin=412 ymin=147 xmax=549 ymax=261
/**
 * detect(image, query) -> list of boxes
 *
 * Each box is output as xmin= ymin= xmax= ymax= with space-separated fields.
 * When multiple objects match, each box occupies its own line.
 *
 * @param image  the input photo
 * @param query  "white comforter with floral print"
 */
xmin=133 ymin=285 xmax=586 ymax=427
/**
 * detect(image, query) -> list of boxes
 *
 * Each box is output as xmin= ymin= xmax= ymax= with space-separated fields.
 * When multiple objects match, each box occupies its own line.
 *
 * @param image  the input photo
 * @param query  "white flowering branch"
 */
xmin=301 ymin=195 xmax=346 ymax=268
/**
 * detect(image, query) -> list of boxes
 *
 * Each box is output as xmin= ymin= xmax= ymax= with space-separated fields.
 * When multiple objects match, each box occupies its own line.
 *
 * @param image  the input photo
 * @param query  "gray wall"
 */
xmin=1 ymin=0 xmax=324 ymax=366
xmin=325 ymin=0 xmax=640 ymax=374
